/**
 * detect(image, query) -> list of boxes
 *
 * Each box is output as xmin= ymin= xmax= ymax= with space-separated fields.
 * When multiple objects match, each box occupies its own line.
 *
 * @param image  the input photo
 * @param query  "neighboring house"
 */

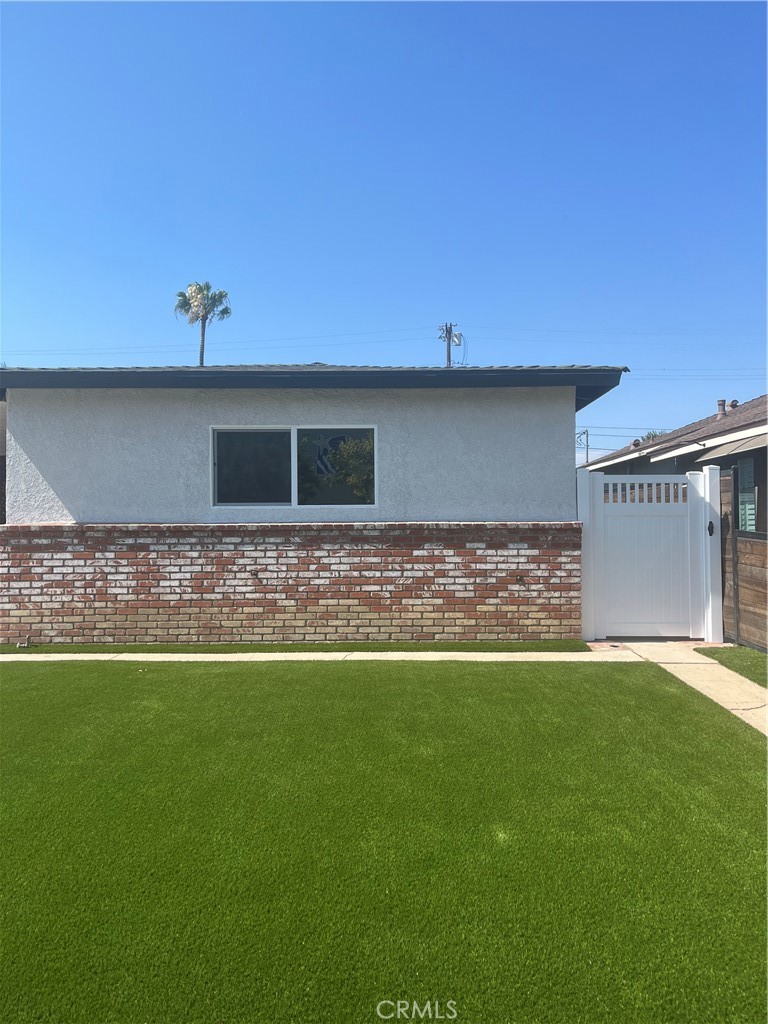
xmin=0 ymin=362 xmax=625 ymax=645
xmin=585 ymin=394 xmax=767 ymax=651
xmin=585 ymin=394 xmax=767 ymax=533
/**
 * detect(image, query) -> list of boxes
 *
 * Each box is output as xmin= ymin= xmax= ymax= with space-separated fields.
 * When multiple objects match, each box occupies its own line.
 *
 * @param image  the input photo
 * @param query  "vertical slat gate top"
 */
xmin=603 ymin=478 xmax=689 ymax=510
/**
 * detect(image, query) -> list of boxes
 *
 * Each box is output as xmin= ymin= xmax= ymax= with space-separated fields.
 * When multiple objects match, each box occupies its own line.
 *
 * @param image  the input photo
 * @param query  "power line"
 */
xmin=632 ymin=367 xmax=764 ymax=371
xmin=628 ymin=375 xmax=761 ymax=381
xmin=4 ymin=337 xmax=431 ymax=358
xmin=5 ymin=320 xmax=766 ymax=357
xmin=465 ymin=324 xmax=763 ymax=337
xmin=218 ymin=326 xmax=432 ymax=342
xmin=7 ymin=324 xmax=766 ymax=370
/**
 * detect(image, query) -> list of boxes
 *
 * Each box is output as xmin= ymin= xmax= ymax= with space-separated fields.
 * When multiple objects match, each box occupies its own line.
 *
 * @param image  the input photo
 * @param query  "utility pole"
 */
xmin=576 ymin=428 xmax=590 ymax=464
xmin=439 ymin=322 xmax=456 ymax=367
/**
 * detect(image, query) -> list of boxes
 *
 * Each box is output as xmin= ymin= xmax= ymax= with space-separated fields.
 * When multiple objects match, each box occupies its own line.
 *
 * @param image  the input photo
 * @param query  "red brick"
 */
xmin=0 ymin=522 xmax=581 ymax=643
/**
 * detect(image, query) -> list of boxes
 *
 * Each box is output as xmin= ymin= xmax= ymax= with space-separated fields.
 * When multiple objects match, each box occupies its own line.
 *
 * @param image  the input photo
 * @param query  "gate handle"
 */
xmin=707 ymin=521 xmax=715 ymax=536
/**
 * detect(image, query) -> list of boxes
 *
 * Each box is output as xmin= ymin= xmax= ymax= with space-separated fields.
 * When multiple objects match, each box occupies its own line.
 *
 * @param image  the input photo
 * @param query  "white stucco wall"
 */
xmin=5 ymin=387 xmax=577 ymax=523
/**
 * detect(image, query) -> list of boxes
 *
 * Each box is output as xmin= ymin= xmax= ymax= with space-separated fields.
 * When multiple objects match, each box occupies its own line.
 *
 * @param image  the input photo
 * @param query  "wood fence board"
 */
xmin=720 ymin=470 xmax=767 ymax=650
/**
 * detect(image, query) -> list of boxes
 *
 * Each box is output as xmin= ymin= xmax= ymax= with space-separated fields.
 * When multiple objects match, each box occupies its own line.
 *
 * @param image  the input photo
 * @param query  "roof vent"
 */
xmin=729 ymin=399 xmax=739 ymax=410
xmin=631 ymin=439 xmax=642 ymax=448
xmin=716 ymin=399 xmax=727 ymax=419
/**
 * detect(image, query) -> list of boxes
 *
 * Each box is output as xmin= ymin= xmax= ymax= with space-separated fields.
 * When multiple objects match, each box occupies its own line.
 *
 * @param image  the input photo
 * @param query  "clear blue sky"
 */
xmin=2 ymin=1 xmax=765 ymax=458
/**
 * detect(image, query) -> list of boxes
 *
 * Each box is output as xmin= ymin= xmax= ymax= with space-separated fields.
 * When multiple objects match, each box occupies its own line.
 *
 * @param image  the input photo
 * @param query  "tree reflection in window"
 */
xmin=298 ymin=429 xmax=375 ymax=505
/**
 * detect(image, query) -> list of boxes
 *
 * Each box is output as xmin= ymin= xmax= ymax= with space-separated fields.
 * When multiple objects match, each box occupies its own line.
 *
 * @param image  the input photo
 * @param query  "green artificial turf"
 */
xmin=2 ymin=661 xmax=765 ymax=1024
xmin=695 ymin=646 xmax=768 ymax=687
xmin=0 ymin=638 xmax=590 ymax=654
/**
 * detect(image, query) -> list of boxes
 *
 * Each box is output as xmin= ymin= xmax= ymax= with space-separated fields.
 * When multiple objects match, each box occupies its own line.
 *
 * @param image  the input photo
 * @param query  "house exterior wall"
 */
xmin=5 ymin=386 xmax=577 ymax=525
xmin=0 ymin=522 xmax=582 ymax=644
xmin=0 ymin=400 xmax=6 ymax=525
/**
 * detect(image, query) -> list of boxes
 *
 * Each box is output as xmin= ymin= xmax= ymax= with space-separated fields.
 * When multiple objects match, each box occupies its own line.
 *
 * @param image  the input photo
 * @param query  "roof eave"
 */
xmin=0 ymin=365 xmax=628 ymax=409
xmin=585 ymin=437 xmax=673 ymax=469
xmin=649 ymin=423 xmax=768 ymax=463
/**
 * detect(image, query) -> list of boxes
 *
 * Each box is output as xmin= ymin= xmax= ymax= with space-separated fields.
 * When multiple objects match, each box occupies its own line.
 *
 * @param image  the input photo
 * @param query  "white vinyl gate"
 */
xmin=577 ymin=467 xmax=723 ymax=642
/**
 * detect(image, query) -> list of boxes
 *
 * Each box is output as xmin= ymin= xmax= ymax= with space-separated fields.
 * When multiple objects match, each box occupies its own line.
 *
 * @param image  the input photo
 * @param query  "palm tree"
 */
xmin=174 ymin=282 xmax=231 ymax=366
xmin=640 ymin=429 xmax=668 ymax=443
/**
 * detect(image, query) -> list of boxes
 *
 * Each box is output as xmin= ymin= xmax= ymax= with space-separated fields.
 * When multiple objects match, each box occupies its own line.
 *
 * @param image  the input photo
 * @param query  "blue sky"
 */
xmin=2 ymin=1 xmax=765 ymax=458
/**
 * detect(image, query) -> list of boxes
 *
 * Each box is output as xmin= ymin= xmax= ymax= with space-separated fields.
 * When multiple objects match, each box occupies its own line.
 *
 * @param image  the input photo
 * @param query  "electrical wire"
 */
xmin=4 ymin=337 xmax=432 ymax=358
xmin=5 ymin=319 xmax=765 ymax=357
xmin=464 ymin=324 xmax=763 ymax=337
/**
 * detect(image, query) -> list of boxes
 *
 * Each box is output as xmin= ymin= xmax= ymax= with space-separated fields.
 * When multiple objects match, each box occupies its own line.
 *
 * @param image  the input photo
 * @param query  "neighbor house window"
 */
xmin=212 ymin=427 xmax=375 ymax=506
xmin=737 ymin=457 xmax=757 ymax=532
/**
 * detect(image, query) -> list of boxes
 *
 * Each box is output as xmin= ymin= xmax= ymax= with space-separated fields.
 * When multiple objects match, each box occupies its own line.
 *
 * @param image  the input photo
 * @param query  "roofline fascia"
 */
xmin=0 ymin=365 xmax=628 ymax=409
xmin=585 ymin=438 xmax=672 ymax=470
xmin=648 ymin=423 xmax=767 ymax=463
xmin=585 ymin=451 xmax=643 ymax=470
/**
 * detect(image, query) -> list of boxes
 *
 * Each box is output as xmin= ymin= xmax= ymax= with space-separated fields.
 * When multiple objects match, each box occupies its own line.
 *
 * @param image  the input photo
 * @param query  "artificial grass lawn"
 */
xmin=3 ymin=662 xmax=765 ymax=1024
xmin=695 ymin=646 xmax=767 ymax=688
xmin=0 ymin=638 xmax=590 ymax=655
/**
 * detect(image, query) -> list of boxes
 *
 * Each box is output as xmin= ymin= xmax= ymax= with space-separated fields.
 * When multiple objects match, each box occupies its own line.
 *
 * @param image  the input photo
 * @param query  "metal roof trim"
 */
xmin=694 ymin=432 xmax=768 ymax=462
xmin=649 ymin=423 xmax=768 ymax=463
xmin=0 ymin=364 xmax=628 ymax=410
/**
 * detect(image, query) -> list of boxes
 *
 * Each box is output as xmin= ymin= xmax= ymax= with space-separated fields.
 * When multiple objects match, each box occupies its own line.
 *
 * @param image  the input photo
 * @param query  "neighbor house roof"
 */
xmin=0 ymin=363 xmax=628 ymax=411
xmin=585 ymin=394 xmax=768 ymax=470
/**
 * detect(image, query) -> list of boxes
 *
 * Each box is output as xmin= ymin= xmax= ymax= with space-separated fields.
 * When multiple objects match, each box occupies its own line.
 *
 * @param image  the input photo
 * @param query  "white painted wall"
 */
xmin=5 ymin=387 xmax=577 ymax=524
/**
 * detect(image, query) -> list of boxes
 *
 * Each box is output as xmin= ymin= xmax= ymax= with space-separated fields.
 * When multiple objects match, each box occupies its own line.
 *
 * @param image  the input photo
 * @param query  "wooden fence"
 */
xmin=721 ymin=470 xmax=767 ymax=650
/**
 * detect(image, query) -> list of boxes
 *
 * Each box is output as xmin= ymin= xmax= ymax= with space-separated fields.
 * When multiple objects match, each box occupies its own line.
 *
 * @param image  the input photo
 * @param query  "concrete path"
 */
xmin=0 ymin=650 xmax=644 ymax=664
xmin=623 ymin=642 xmax=767 ymax=735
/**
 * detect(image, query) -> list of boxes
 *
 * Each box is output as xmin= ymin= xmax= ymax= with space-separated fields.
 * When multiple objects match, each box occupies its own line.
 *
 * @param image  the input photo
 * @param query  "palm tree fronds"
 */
xmin=173 ymin=280 xmax=232 ymax=365
xmin=173 ymin=291 xmax=192 ymax=320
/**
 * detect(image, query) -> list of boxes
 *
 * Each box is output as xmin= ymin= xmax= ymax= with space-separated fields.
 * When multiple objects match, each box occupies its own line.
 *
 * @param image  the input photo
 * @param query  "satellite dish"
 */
xmin=452 ymin=332 xmax=464 ymax=347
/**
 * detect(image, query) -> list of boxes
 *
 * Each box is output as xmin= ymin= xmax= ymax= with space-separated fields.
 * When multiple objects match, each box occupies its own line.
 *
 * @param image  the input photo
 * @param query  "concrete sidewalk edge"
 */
xmin=622 ymin=642 xmax=767 ymax=736
xmin=0 ymin=650 xmax=644 ymax=663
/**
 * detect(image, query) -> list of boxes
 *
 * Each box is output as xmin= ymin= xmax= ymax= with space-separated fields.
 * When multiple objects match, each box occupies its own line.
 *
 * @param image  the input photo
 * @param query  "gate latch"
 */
xmin=707 ymin=521 xmax=715 ymax=536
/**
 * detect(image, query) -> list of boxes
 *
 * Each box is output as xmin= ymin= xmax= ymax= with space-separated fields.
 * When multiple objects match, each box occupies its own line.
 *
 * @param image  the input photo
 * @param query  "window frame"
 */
xmin=210 ymin=425 xmax=378 ymax=509
xmin=736 ymin=456 xmax=757 ymax=533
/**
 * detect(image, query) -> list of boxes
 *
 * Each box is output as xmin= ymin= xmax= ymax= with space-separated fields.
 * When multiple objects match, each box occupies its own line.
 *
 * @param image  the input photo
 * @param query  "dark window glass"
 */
xmin=214 ymin=430 xmax=291 ymax=504
xmin=297 ymin=428 xmax=375 ymax=505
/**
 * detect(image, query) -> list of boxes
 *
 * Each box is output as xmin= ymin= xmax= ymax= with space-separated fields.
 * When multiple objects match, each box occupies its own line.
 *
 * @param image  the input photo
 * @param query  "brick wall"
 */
xmin=0 ymin=523 xmax=582 ymax=644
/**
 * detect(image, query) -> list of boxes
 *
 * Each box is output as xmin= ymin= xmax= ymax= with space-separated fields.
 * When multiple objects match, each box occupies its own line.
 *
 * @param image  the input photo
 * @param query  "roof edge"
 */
xmin=0 ymin=364 xmax=628 ymax=410
xmin=586 ymin=395 xmax=768 ymax=468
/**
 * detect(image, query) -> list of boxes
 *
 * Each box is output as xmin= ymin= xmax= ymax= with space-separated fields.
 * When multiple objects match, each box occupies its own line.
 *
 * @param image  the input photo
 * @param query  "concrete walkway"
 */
xmin=1 ymin=643 xmax=764 ymax=735
xmin=622 ymin=642 xmax=767 ymax=735
xmin=0 ymin=650 xmax=643 ymax=663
